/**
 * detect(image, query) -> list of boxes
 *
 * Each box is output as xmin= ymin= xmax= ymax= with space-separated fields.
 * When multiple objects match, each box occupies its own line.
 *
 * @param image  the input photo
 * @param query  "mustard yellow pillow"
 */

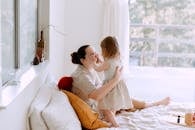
xmin=62 ymin=90 xmax=108 ymax=129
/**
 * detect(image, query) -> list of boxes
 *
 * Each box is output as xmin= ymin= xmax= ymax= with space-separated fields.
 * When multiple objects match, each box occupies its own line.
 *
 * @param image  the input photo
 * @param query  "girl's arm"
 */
xmin=94 ymin=53 xmax=109 ymax=72
xmin=94 ymin=61 xmax=109 ymax=72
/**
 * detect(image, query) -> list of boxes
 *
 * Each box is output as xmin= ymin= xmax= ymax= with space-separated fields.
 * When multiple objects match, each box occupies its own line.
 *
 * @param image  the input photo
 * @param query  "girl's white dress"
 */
xmin=98 ymin=58 xmax=133 ymax=111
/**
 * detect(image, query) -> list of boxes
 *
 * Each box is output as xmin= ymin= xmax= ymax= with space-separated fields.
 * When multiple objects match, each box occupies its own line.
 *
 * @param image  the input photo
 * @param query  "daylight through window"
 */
xmin=129 ymin=0 xmax=195 ymax=68
xmin=0 ymin=0 xmax=37 ymax=85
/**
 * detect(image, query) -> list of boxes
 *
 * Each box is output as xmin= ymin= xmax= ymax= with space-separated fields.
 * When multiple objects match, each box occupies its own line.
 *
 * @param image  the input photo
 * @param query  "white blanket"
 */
xmin=28 ymin=85 xmax=195 ymax=130
xmin=98 ymin=102 xmax=195 ymax=130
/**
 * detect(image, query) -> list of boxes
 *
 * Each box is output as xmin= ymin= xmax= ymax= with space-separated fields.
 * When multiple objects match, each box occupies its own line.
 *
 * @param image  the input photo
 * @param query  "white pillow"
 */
xmin=28 ymin=85 xmax=54 ymax=130
xmin=42 ymin=90 xmax=81 ymax=130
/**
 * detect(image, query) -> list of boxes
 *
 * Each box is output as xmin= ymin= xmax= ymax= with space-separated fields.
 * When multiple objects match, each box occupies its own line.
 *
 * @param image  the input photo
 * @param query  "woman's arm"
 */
xmin=88 ymin=66 xmax=123 ymax=101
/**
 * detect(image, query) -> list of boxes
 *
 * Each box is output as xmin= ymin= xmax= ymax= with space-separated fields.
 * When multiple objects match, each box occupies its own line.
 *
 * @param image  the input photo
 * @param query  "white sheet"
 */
xmin=28 ymin=83 xmax=195 ymax=130
xmin=98 ymin=102 xmax=195 ymax=130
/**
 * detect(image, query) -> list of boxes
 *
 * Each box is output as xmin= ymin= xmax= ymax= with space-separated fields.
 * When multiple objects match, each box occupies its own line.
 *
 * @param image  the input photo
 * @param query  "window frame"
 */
xmin=0 ymin=0 xmax=38 ymax=86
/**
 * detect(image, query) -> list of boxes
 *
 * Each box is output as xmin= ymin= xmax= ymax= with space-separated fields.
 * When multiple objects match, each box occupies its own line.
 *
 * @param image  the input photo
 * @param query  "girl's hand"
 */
xmin=95 ymin=53 xmax=103 ymax=64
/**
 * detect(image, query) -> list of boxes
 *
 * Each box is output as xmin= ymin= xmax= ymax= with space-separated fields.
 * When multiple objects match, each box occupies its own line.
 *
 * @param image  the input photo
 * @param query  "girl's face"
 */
xmin=82 ymin=46 xmax=97 ymax=67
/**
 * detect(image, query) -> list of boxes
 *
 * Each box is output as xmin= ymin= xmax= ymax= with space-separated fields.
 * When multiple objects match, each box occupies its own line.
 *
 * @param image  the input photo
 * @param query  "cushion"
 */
xmin=42 ymin=90 xmax=81 ymax=130
xmin=62 ymin=90 xmax=109 ymax=129
xmin=28 ymin=85 xmax=53 ymax=130
xmin=57 ymin=76 xmax=73 ymax=91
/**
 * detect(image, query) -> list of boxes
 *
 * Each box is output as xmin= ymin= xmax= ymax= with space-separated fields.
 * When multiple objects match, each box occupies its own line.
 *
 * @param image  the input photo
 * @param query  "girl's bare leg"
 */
xmin=102 ymin=110 xmax=119 ymax=127
xmin=132 ymin=97 xmax=170 ymax=109
xmin=145 ymin=97 xmax=170 ymax=108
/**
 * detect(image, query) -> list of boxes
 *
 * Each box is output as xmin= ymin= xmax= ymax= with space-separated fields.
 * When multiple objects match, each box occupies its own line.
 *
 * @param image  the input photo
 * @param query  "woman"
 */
xmin=71 ymin=44 xmax=170 ymax=127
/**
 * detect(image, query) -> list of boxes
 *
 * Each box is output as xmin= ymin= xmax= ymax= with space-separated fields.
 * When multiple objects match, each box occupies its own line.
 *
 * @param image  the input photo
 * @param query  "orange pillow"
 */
xmin=57 ymin=76 xmax=73 ymax=91
xmin=62 ymin=90 xmax=108 ymax=129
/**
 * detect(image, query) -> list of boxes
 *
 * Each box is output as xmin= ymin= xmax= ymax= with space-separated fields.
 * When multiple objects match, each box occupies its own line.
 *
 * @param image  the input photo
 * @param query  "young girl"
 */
xmin=95 ymin=36 xmax=134 ymax=127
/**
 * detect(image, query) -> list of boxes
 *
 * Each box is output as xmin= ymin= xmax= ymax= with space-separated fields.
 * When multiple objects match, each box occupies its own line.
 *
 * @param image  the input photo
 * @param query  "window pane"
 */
xmin=129 ymin=0 xmax=195 ymax=68
xmin=160 ymin=27 xmax=195 ymax=40
xmin=157 ymin=0 xmax=195 ymax=25
xmin=20 ymin=0 xmax=37 ymax=67
xmin=129 ymin=40 xmax=157 ymax=66
xmin=158 ymin=57 xmax=195 ymax=67
xmin=0 ymin=0 xmax=15 ymax=84
xmin=159 ymin=42 xmax=195 ymax=53
xmin=129 ymin=0 xmax=157 ymax=24
xmin=130 ymin=26 xmax=156 ymax=38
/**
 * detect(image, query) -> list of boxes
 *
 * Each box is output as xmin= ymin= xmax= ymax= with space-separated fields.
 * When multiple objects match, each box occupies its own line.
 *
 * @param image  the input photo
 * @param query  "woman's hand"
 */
xmin=89 ymin=66 xmax=123 ymax=101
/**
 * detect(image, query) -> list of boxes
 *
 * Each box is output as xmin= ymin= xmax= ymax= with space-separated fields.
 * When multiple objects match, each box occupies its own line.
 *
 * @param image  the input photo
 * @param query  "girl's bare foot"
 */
xmin=145 ymin=97 xmax=170 ymax=108
xmin=112 ymin=123 xmax=119 ymax=127
xmin=104 ymin=114 xmax=119 ymax=127
xmin=156 ymin=97 xmax=170 ymax=105
xmin=102 ymin=110 xmax=119 ymax=127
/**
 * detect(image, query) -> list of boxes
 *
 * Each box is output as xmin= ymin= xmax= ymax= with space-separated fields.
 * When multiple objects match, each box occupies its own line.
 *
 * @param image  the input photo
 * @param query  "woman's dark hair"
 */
xmin=71 ymin=45 xmax=90 ymax=65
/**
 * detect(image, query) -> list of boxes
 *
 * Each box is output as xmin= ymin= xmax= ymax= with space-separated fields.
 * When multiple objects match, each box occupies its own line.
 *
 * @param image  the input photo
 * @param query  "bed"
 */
xmin=27 ymin=82 xmax=195 ymax=130
xmin=99 ymin=103 xmax=195 ymax=130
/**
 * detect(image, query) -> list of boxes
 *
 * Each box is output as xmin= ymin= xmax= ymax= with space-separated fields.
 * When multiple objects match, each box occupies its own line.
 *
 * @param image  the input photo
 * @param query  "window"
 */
xmin=0 ymin=0 xmax=38 ymax=85
xmin=129 ymin=0 xmax=195 ymax=67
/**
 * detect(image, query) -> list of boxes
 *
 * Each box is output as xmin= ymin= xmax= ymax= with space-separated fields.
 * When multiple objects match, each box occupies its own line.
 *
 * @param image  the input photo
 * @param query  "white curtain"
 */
xmin=101 ymin=0 xmax=130 ymax=73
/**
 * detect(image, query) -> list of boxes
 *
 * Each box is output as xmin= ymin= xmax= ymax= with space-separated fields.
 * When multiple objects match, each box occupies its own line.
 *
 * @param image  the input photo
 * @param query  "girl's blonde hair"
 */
xmin=100 ymin=36 xmax=120 ymax=58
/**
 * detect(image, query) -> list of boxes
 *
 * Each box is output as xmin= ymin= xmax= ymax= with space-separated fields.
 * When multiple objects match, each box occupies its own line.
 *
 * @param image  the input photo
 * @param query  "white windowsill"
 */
xmin=0 ymin=61 xmax=49 ymax=109
xmin=128 ymin=66 xmax=195 ymax=79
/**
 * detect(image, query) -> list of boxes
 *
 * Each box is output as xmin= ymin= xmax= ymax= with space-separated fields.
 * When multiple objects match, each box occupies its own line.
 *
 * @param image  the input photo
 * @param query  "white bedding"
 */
xmin=98 ymin=102 xmax=195 ymax=130
xmin=28 ymin=85 xmax=195 ymax=130
xmin=28 ymin=86 xmax=81 ymax=130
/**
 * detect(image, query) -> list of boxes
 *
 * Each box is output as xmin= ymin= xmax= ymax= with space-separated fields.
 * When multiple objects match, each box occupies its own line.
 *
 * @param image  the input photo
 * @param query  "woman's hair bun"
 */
xmin=71 ymin=52 xmax=80 ymax=64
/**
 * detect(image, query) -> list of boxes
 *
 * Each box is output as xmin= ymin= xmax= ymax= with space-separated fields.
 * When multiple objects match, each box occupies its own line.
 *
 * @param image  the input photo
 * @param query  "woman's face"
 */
xmin=82 ymin=46 xmax=97 ymax=66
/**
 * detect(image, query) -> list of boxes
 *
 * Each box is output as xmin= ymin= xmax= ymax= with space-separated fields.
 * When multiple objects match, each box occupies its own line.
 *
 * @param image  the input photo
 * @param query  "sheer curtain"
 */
xmin=101 ymin=0 xmax=130 ymax=74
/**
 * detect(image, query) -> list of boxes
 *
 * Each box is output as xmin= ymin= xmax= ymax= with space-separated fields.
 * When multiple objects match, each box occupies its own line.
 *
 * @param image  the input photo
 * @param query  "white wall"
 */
xmin=49 ymin=0 xmax=104 ymax=79
xmin=0 ymin=1 xmax=104 ymax=130
xmin=0 ymin=80 xmax=39 ymax=130
xmin=0 ymin=65 xmax=49 ymax=130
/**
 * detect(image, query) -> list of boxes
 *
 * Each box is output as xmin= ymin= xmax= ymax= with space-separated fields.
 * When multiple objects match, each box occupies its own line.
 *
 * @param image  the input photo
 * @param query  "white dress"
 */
xmin=98 ymin=58 xmax=133 ymax=111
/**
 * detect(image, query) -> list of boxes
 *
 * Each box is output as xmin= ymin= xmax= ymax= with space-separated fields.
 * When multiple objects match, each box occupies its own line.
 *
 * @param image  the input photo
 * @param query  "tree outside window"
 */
xmin=129 ymin=0 xmax=195 ymax=67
